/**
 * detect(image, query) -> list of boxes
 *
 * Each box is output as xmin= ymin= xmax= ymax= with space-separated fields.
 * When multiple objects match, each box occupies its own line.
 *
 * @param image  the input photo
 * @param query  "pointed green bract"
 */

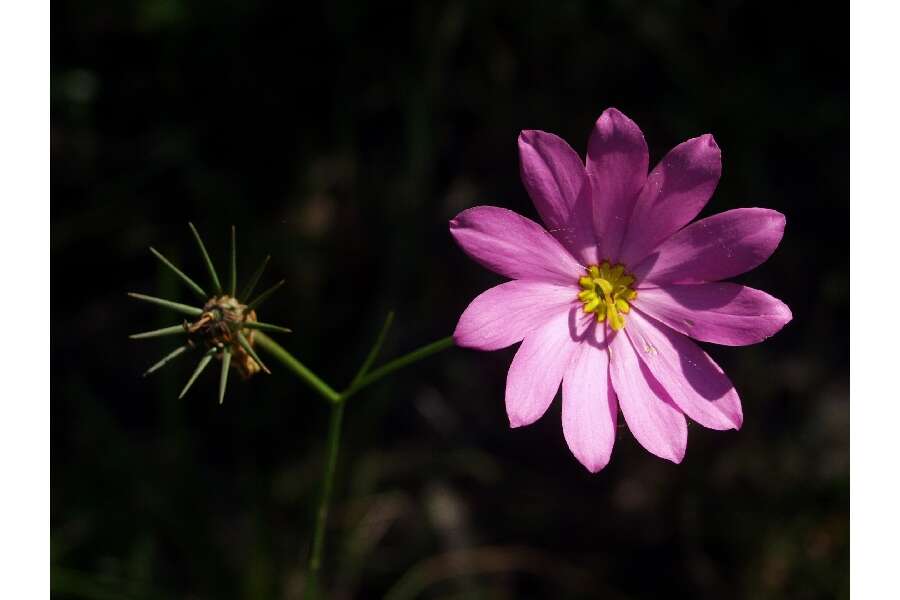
xmin=179 ymin=348 xmax=216 ymax=399
xmin=143 ymin=345 xmax=190 ymax=377
xmin=241 ymin=321 xmax=292 ymax=334
xmin=128 ymin=293 xmax=203 ymax=317
xmin=236 ymin=331 xmax=271 ymax=374
xmin=219 ymin=347 xmax=232 ymax=404
xmin=240 ymin=255 xmax=270 ymax=302
xmin=345 ymin=336 xmax=455 ymax=400
xmin=229 ymin=225 xmax=237 ymax=297
xmin=349 ymin=311 xmax=395 ymax=390
xmin=188 ymin=222 xmax=223 ymax=295
xmin=129 ymin=324 xmax=186 ymax=339
xmin=149 ymin=247 xmax=207 ymax=300
xmin=246 ymin=279 xmax=285 ymax=311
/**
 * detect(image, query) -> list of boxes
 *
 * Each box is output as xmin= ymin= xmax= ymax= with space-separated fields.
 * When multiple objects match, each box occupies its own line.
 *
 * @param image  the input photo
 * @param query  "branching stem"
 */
xmin=254 ymin=320 xmax=454 ymax=599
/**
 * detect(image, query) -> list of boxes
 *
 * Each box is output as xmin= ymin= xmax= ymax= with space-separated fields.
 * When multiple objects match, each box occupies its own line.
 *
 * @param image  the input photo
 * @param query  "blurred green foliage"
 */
xmin=52 ymin=0 xmax=847 ymax=598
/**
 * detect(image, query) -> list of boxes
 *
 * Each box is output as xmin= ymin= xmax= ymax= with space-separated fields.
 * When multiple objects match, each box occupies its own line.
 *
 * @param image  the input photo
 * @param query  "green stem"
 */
xmin=254 ymin=325 xmax=455 ymax=599
xmin=254 ymin=332 xmax=341 ymax=404
xmin=304 ymin=399 xmax=345 ymax=600
xmin=343 ymin=336 xmax=454 ymax=400
xmin=348 ymin=311 xmax=395 ymax=389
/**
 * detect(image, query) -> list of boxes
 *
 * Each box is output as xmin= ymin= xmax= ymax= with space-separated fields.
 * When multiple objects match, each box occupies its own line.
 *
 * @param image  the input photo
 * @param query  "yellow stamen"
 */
xmin=596 ymin=278 xmax=613 ymax=296
xmin=576 ymin=261 xmax=638 ymax=330
xmin=608 ymin=307 xmax=624 ymax=331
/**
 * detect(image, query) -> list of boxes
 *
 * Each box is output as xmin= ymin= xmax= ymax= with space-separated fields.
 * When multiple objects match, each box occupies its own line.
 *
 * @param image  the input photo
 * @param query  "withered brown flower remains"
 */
xmin=129 ymin=223 xmax=291 ymax=403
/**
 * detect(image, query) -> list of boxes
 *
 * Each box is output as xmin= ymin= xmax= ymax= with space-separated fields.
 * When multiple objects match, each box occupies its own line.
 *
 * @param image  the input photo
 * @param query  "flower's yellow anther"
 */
xmin=596 ymin=278 xmax=614 ymax=296
xmin=577 ymin=261 xmax=637 ymax=330
xmin=607 ymin=307 xmax=625 ymax=331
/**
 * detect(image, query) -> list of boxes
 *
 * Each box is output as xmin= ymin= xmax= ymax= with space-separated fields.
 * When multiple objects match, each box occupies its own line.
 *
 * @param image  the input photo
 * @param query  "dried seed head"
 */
xmin=131 ymin=224 xmax=291 ymax=402
xmin=186 ymin=295 xmax=262 ymax=379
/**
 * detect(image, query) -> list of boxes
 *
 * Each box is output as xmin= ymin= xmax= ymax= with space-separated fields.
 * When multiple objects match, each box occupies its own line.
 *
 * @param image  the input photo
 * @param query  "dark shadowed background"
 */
xmin=52 ymin=1 xmax=848 ymax=598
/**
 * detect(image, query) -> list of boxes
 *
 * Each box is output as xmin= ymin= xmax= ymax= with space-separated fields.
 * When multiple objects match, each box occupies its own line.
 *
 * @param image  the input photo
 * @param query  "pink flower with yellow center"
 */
xmin=450 ymin=108 xmax=792 ymax=472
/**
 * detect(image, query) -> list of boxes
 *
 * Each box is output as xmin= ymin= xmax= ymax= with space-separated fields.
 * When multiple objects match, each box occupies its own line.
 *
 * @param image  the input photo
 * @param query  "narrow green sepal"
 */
xmin=240 ymin=255 xmax=270 ymax=302
xmin=188 ymin=222 xmax=223 ymax=295
xmin=241 ymin=321 xmax=292 ymax=334
xmin=128 ymin=293 xmax=203 ymax=317
xmin=179 ymin=348 xmax=217 ymax=399
xmin=219 ymin=347 xmax=232 ymax=404
xmin=143 ymin=345 xmax=190 ymax=377
xmin=229 ymin=225 xmax=237 ymax=297
xmin=129 ymin=324 xmax=187 ymax=340
xmin=246 ymin=279 xmax=285 ymax=311
xmin=236 ymin=330 xmax=271 ymax=374
xmin=149 ymin=247 xmax=207 ymax=300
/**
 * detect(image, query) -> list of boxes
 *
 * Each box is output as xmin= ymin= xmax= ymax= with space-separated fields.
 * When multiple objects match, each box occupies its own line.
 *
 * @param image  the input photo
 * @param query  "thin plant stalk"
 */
xmin=254 ymin=332 xmax=341 ymax=403
xmin=253 ymin=321 xmax=455 ymax=600
xmin=304 ymin=312 xmax=394 ymax=598
xmin=304 ymin=400 xmax=344 ymax=600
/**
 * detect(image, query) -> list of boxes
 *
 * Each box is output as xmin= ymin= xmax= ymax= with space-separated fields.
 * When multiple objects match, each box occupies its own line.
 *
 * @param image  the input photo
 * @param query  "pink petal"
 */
xmin=569 ymin=304 xmax=596 ymax=341
xmin=506 ymin=310 xmax=578 ymax=428
xmin=450 ymin=206 xmax=585 ymax=285
xmin=518 ymin=130 xmax=598 ymax=264
xmin=562 ymin=332 xmax=618 ymax=473
xmin=454 ymin=280 xmax=578 ymax=351
xmin=586 ymin=108 xmax=649 ymax=262
xmin=619 ymin=134 xmax=722 ymax=266
xmin=632 ymin=208 xmax=786 ymax=286
xmin=608 ymin=328 xmax=687 ymax=463
xmin=626 ymin=310 xmax=742 ymax=430
xmin=635 ymin=282 xmax=792 ymax=346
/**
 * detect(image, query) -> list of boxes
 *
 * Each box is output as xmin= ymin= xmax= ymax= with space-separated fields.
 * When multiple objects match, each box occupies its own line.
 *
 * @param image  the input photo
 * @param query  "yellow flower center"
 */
xmin=577 ymin=262 xmax=638 ymax=331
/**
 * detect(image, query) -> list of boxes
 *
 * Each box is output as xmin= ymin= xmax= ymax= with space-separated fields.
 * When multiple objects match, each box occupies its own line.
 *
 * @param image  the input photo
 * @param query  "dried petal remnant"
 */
xmin=185 ymin=295 xmax=264 ymax=378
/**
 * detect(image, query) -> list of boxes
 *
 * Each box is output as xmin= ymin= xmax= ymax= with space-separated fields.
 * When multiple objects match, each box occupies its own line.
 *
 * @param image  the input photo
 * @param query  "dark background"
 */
xmin=52 ymin=1 xmax=848 ymax=598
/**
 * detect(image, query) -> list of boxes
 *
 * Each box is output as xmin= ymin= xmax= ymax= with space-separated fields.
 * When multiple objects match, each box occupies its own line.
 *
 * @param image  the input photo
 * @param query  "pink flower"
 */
xmin=450 ymin=108 xmax=792 ymax=473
